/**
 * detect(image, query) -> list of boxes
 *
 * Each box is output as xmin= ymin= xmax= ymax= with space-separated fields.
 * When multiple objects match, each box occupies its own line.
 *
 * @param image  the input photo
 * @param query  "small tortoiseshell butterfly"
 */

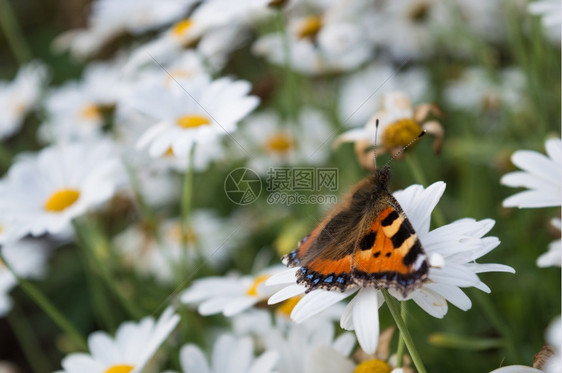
xmin=283 ymin=122 xmax=429 ymax=297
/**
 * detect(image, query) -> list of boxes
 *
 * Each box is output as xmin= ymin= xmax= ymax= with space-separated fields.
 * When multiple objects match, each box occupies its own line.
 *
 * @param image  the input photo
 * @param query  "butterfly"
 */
xmin=282 ymin=127 xmax=429 ymax=298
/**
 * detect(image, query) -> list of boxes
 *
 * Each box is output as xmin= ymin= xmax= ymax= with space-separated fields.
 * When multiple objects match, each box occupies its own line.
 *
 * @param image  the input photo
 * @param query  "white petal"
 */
xmin=265 ymin=268 xmax=299 ymax=286
xmin=227 ymin=336 xmax=253 ymax=373
xmin=511 ymin=150 xmax=559 ymax=185
xmin=412 ymin=288 xmax=448 ymax=318
xmin=489 ymin=365 xmax=542 ymax=373
xmin=340 ymin=297 xmax=356 ymax=331
xmin=223 ymin=297 xmax=259 ymax=317
xmin=332 ymin=332 xmax=356 ymax=357
xmin=425 ymin=283 xmax=472 ymax=311
xmin=291 ymin=289 xmax=354 ymax=323
xmin=308 ymin=346 xmax=355 ymax=373
xmin=465 ymin=263 xmax=516 ymax=274
xmin=429 ymin=264 xmax=480 ymax=287
xmin=268 ymin=284 xmax=306 ymax=305
xmin=179 ymin=344 xmax=211 ymax=373
xmin=352 ymin=288 xmax=380 ymax=354
xmin=249 ymin=351 xmax=278 ymax=373
xmin=198 ymin=297 xmax=231 ymax=316
xmin=502 ymin=190 xmax=561 ymax=208
xmin=394 ymin=181 xmax=446 ymax=235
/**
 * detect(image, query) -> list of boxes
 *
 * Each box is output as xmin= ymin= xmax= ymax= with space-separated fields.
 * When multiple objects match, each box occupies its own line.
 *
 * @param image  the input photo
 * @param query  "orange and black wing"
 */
xmin=351 ymin=199 xmax=428 ymax=297
xmin=282 ymin=179 xmax=372 ymax=292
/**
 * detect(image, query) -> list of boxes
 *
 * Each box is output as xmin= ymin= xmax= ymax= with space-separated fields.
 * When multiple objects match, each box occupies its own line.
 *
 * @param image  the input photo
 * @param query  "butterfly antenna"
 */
xmin=373 ymin=119 xmax=379 ymax=169
xmin=384 ymin=130 xmax=426 ymax=167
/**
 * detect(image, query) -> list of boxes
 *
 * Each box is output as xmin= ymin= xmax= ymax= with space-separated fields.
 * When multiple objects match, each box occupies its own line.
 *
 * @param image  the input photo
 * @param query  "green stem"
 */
xmin=73 ymin=219 xmax=142 ymax=320
xmin=405 ymin=154 xmax=447 ymax=227
xmin=382 ymin=290 xmax=427 ymax=373
xmin=0 ymin=252 xmax=87 ymax=350
xmin=180 ymin=144 xmax=196 ymax=260
xmin=0 ymin=0 xmax=32 ymax=64
xmin=7 ymin=304 xmax=52 ymax=373
xmin=0 ymin=142 xmax=12 ymax=172
xmin=396 ymin=301 xmax=407 ymax=368
xmin=78 ymin=243 xmax=117 ymax=332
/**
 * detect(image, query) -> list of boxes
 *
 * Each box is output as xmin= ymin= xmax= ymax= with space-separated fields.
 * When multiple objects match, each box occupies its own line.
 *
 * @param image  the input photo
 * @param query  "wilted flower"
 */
xmin=338 ymin=64 xmax=429 ymax=128
xmin=335 ymin=92 xmax=443 ymax=170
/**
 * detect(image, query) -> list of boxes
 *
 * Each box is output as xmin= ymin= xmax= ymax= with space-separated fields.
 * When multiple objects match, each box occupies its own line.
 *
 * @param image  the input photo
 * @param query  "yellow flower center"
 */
xmin=80 ymin=104 xmax=102 ymax=121
xmin=176 ymin=115 xmax=211 ymax=129
xmin=105 ymin=365 xmax=134 ymax=373
xmin=408 ymin=1 xmax=430 ymax=22
xmin=44 ymin=189 xmax=80 ymax=212
xmin=163 ymin=146 xmax=175 ymax=157
xmin=265 ymin=133 xmax=293 ymax=154
xmin=171 ymin=222 xmax=198 ymax=244
xmin=276 ymin=295 xmax=302 ymax=317
xmin=381 ymin=118 xmax=422 ymax=150
xmin=246 ymin=274 xmax=271 ymax=297
xmin=171 ymin=19 xmax=193 ymax=38
xmin=297 ymin=15 xmax=323 ymax=39
xmin=353 ymin=359 xmax=391 ymax=373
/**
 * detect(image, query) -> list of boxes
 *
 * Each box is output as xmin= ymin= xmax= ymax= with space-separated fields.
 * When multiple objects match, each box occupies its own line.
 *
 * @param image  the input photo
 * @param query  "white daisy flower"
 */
xmin=123 ymin=19 xmax=205 ymax=74
xmin=454 ymin=0 xmax=507 ymax=44
xmin=175 ymin=334 xmax=278 ymax=373
xmin=40 ymin=61 xmax=129 ymax=143
xmin=0 ymin=61 xmax=47 ymax=140
xmin=114 ymin=210 xmax=245 ymax=284
xmin=253 ymin=0 xmax=375 ymax=75
xmin=444 ymin=67 xmax=527 ymax=113
xmin=501 ymin=137 xmax=562 ymax=208
xmin=56 ymin=307 xmax=180 ymax=373
xmin=0 ymin=139 xmax=124 ymax=236
xmin=0 ymin=239 xmax=49 ymax=317
xmin=367 ymin=0 xmax=449 ymax=59
xmin=264 ymin=319 xmax=355 ymax=373
xmin=181 ymin=266 xmax=286 ymax=317
xmin=338 ymin=64 xmax=429 ymax=128
xmin=126 ymin=0 xmax=272 ymax=73
xmin=54 ymin=0 xmax=198 ymax=59
xmin=241 ymin=108 xmax=332 ymax=173
xmin=128 ymin=75 xmax=259 ymax=157
xmin=528 ymin=0 xmax=561 ymax=43
xmin=537 ymin=218 xmax=561 ymax=268
xmin=267 ymin=181 xmax=514 ymax=354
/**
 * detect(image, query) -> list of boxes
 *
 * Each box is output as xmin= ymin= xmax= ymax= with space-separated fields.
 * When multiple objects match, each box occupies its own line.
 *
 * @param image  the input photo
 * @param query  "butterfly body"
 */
xmin=283 ymin=165 xmax=428 ymax=297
